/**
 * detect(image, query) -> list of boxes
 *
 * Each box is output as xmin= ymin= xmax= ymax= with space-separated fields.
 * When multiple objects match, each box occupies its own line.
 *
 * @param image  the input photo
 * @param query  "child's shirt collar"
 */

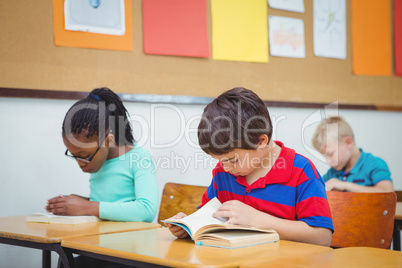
xmin=236 ymin=141 xmax=296 ymax=189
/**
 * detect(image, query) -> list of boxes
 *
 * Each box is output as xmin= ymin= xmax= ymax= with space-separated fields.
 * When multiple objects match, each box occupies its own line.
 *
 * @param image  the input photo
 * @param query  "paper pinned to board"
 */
xmin=313 ymin=0 xmax=346 ymax=59
xmin=269 ymin=16 xmax=305 ymax=58
xmin=211 ymin=0 xmax=269 ymax=63
xmin=64 ymin=0 xmax=125 ymax=36
xmin=268 ymin=0 xmax=305 ymax=13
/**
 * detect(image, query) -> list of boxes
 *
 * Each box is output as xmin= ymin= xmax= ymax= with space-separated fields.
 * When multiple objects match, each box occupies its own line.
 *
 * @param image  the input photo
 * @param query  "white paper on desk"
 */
xmin=64 ymin=0 xmax=125 ymax=36
xmin=268 ymin=0 xmax=305 ymax=13
xmin=313 ymin=0 xmax=346 ymax=59
xmin=269 ymin=16 xmax=305 ymax=58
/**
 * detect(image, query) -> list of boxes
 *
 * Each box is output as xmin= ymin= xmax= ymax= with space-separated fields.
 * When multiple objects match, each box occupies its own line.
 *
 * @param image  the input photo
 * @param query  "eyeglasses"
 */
xmin=65 ymin=133 xmax=109 ymax=163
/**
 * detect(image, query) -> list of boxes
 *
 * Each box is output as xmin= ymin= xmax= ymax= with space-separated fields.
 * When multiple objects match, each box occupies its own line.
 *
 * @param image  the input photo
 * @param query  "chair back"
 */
xmin=395 ymin=190 xmax=402 ymax=201
xmin=158 ymin=183 xmax=207 ymax=225
xmin=327 ymin=191 xmax=396 ymax=248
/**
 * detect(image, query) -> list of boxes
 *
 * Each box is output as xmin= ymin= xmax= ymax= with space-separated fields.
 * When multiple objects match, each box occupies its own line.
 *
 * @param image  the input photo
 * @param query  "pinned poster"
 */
xmin=352 ymin=0 xmax=391 ymax=76
xmin=395 ymin=0 xmax=402 ymax=76
xmin=53 ymin=0 xmax=133 ymax=51
xmin=313 ymin=0 xmax=346 ymax=59
xmin=64 ymin=0 xmax=125 ymax=35
xmin=268 ymin=0 xmax=305 ymax=13
xmin=211 ymin=0 xmax=268 ymax=63
xmin=143 ymin=0 xmax=210 ymax=58
xmin=269 ymin=16 xmax=305 ymax=58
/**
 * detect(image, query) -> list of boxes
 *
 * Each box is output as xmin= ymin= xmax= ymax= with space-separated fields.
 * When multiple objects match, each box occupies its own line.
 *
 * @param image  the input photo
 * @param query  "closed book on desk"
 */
xmin=163 ymin=198 xmax=279 ymax=249
xmin=26 ymin=213 xmax=100 ymax=224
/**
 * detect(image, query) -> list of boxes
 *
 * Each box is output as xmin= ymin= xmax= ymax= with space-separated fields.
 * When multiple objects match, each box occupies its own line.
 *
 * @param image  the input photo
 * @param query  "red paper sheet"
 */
xmin=143 ymin=0 xmax=210 ymax=57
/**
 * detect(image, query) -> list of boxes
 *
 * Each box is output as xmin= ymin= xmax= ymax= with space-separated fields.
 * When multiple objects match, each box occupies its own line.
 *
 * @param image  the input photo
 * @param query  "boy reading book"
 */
xmin=165 ymin=87 xmax=334 ymax=246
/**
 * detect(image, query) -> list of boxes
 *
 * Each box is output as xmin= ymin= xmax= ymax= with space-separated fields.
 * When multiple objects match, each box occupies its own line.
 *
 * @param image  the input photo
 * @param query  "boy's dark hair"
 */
xmin=62 ymin=87 xmax=135 ymax=145
xmin=198 ymin=87 xmax=272 ymax=155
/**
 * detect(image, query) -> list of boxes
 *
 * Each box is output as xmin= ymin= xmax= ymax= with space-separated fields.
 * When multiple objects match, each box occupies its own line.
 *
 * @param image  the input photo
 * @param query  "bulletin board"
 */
xmin=0 ymin=0 xmax=401 ymax=108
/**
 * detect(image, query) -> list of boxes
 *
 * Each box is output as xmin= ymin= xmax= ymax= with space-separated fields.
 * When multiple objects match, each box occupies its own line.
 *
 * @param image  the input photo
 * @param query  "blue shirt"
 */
xmin=322 ymin=149 xmax=392 ymax=186
xmin=89 ymin=147 xmax=159 ymax=222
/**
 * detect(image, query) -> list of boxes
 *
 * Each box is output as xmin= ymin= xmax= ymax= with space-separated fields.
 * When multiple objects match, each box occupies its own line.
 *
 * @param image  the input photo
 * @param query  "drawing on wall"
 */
xmin=313 ymin=0 xmax=346 ymax=59
xmin=268 ymin=0 xmax=305 ymax=13
xmin=64 ymin=0 xmax=125 ymax=35
xmin=268 ymin=16 xmax=305 ymax=58
xmin=53 ymin=0 xmax=133 ymax=51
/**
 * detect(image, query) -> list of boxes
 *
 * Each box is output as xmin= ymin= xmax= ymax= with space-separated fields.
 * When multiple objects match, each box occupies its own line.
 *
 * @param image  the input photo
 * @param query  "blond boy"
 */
xmin=312 ymin=116 xmax=393 ymax=192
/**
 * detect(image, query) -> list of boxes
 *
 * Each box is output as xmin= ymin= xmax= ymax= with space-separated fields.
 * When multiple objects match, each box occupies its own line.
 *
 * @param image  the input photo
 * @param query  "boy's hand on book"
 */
xmin=212 ymin=200 xmax=260 ymax=226
xmin=45 ymin=195 xmax=96 ymax=216
xmin=164 ymin=212 xmax=189 ymax=239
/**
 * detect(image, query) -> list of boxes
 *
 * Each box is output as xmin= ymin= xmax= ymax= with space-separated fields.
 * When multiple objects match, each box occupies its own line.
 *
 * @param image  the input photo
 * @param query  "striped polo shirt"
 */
xmin=201 ymin=141 xmax=334 ymax=232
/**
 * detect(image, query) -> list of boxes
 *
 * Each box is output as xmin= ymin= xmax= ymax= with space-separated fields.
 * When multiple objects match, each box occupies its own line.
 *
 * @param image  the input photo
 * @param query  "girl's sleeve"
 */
xmin=99 ymin=156 xmax=159 ymax=222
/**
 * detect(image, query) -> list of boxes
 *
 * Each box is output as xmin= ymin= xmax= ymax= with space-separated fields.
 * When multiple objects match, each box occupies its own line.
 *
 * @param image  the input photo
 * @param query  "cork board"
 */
xmin=0 ymin=0 xmax=401 ymax=106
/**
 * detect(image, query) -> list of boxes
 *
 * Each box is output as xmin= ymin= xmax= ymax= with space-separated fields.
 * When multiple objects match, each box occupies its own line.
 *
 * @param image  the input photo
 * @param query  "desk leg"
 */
xmin=0 ymin=237 xmax=75 ymax=268
xmin=53 ymin=244 xmax=75 ymax=268
xmin=43 ymin=250 xmax=51 ymax=268
xmin=393 ymin=219 xmax=402 ymax=251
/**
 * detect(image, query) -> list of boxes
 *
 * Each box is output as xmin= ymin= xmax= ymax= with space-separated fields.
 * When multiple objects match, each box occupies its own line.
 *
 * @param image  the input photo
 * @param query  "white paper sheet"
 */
xmin=64 ymin=0 xmax=125 ymax=36
xmin=313 ymin=0 xmax=346 ymax=59
xmin=269 ymin=16 xmax=305 ymax=58
xmin=268 ymin=0 xmax=305 ymax=13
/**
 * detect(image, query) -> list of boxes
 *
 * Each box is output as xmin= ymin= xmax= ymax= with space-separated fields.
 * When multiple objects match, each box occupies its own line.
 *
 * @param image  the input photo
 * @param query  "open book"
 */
xmin=163 ymin=198 xmax=279 ymax=249
xmin=26 ymin=213 xmax=100 ymax=224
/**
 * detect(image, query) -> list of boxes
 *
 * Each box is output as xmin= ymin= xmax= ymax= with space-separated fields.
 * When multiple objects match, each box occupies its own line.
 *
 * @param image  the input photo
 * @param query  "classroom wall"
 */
xmin=0 ymin=97 xmax=401 ymax=267
xmin=1 ymin=0 xmax=402 ymax=106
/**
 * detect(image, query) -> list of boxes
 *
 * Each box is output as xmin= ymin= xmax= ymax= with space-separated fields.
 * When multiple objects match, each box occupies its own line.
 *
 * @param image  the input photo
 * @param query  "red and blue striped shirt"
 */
xmin=201 ymin=141 xmax=334 ymax=232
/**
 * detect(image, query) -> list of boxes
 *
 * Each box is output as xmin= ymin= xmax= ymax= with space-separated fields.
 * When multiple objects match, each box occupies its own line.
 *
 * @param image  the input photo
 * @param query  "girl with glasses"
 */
xmin=45 ymin=87 xmax=158 ymax=222
xmin=45 ymin=87 xmax=158 ymax=268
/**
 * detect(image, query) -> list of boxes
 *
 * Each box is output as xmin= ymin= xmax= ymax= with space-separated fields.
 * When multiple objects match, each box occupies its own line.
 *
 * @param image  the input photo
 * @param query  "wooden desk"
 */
xmin=239 ymin=247 xmax=402 ymax=267
xmin=393 ymin=202 xmax=402 ymax=250
xmin=61 ymin=227 xmax=333 ymax=268
xmin=0 ymin=215 xmax=160 ymax=268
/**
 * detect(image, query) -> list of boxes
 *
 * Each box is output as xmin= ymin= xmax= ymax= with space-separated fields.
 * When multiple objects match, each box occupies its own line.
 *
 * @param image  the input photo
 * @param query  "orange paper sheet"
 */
xmin=395 ymin=0 xmax=402 ymax=76
xmin=53 ymin=0 xmax=133 ymax=51
xmin=352 ymin=0 xmax=391 ymax=76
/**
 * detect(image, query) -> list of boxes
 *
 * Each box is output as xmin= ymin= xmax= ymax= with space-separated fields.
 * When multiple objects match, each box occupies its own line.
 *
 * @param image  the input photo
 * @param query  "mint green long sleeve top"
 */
xmin=89 ymin=147 xmax=158 ymax=222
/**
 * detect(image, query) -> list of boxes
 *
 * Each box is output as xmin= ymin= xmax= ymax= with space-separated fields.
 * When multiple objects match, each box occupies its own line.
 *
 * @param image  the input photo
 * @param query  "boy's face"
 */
xmin=319 ymin=137 xmax=352 ymax=171
xmin=211 ymin=148 xmax=265 ymax=177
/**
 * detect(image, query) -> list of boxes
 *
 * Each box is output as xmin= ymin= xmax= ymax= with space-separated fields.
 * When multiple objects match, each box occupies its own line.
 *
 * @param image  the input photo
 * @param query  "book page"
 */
xmin=164 ymin=198 xmax=226 ymax=237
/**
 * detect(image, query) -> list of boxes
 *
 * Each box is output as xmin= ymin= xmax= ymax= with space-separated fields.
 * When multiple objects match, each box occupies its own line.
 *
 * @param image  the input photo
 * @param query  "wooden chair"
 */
xmin=157 ymin=183 xmax=208 ymax=225
xmin=395 ymin=190 xmax=402 ymax=202
xmin=327 ymin=191 xmax=397 ymax=249
xmin=393 ymin=190 xmax=402 ymax=250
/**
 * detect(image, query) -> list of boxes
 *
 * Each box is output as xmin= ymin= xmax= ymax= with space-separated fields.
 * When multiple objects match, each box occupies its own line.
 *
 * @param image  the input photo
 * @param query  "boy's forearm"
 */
xmin=253 ymin=211 xmax=332 ymax=246
xmin=343 ymin=180 xmax=394 ymax=193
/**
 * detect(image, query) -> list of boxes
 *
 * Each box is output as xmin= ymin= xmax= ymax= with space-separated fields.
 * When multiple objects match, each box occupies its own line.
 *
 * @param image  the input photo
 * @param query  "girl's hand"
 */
xmin=45 ymin=195 xmax=97 ymax=216
xmin=164 ymin=212 xmax=189 ymax=239
xmin=212 ymin=200 xmax=261 ymax=226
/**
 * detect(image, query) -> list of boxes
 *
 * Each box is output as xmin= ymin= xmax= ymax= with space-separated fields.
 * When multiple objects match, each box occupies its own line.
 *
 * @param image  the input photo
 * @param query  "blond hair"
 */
xmin=312 ymin=116 xmax=355 ymax=150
